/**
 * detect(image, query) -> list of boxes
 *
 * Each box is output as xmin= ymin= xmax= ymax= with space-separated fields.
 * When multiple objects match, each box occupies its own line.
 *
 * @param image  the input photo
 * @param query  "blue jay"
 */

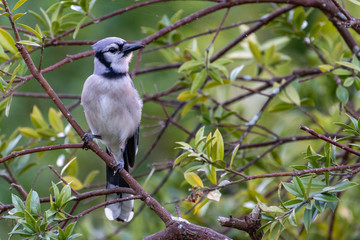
xmin=81 ymin=37 xmax=143 ymax=222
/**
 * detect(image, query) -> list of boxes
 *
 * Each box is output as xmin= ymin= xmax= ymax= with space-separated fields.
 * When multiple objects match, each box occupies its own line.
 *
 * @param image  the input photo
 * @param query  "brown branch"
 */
xmin=0 ymin=143 xmax=83 ymax=164
xmin=144 ymin=219 xmax=232 ymax=240
xmin=300 ymin=125 xmax=360 ymax=157
xmin=218 ymin=204 xmax=263 ymax=240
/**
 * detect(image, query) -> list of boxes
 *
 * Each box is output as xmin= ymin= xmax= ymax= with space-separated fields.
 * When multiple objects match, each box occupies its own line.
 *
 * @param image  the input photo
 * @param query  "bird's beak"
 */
xmin=123 ymin=43 xmax=144 ymax=54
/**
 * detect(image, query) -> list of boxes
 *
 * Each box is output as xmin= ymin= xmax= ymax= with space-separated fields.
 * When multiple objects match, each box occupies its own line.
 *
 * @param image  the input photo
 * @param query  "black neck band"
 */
xmin=95 ymin=51 xmax=128 ymax=79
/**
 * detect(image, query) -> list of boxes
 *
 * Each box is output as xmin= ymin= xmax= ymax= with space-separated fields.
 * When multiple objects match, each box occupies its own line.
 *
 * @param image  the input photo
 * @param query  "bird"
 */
xmin=81 ymin=37 xmax=143 ymax=222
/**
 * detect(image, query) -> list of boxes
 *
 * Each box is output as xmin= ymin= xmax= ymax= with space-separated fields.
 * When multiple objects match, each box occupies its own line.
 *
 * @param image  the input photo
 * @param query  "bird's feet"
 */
xmin=82 ymin=133 xmax=101 ymax=149
xmin=113 ymin=159 xmax=124 ymax=176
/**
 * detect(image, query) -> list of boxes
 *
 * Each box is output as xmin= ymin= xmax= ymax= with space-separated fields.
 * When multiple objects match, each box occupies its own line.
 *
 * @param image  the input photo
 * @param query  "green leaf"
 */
xmin=178 ymin=60 xmax=203 ymax=73
xmin=268 ymin=102 xmax=294 ymax=112
xmin=191 ymin=69 xmax=207 ymax=92
xmin=13 ymin=13 xmax=26 ymax=21
xmin=318 ymin=64 xmax=333 ymax=72
xmin=12 ymin=0 xmax=28 ymax=12
xmin=229 ymin=144 xmax=240 ymax=169
xmin=17 ymin=40 xmax=40 ymax=47
xmin=322 ymin=179 xmax=358 ymax=192
xmin=63 ymin=176 xmax=83 ymax=190
xmin=0 ymin=28 xmax=17 ymax=53
xmin=344 ymin=77 xmax=354 ymax=87
xmin=336 ymin=86 xmax=349 ymax=103
xmin=48 ymin=107 xmax=64 ymax=132
xmin=30 ymin=106 xmax=47 ymax=128
xmin=73 ymin=16 xmax=87 ymax=39
xmin=284 ymin=84 xmax=300 ymax=105
xmin=206 ymin=165 xmax=217 ymax=184
xmin=303 ymin=206 xmax=311 ymax=231
xmin=184 ymin=172 xmax=204 ymax=187
xmin=29 ymin=10 xmax=45 ymax=26
xmin=229 ymin=65 xmax=244 ymax=81
xmin=83 ymin=170 xmax=99 ymax=186
xmin=181 ymin=97 xmax=199 ymax=117
xmin=61 ymin=157 xmax=78 ymax=176
xmin=282 ymin=182 xmax=303 ymax=198
xmin=249 ymin=40 xmax=262 ymax=63
xmin=12 ymin=194 xmax=25 ymax=212
xmin=213 ymin=129 xmax=224 ymax=160
xmin=336 ymin=61 xmax=360 ymax=72
xmin=177 ymin=90 xmax=197 ymax=101
xmin=19 ymin=127 xmax=40 ymax=138
xmin=212 ymin=160 xmax=225 ymax=169
xmin=208 ymin=69 xmax=223 ymax=84
xmin=17 ymin=23 xmax=42 ymax=39
xmin=313 ymin=193 xmax=338 ymax=202
xmin=173 ymin=152 xmax=189 ymax=167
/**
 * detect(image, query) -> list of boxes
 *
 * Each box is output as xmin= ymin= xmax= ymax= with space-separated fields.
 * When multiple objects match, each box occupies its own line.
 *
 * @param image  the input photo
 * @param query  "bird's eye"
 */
xmin=108 ymin=47 xmax=117 ymax=53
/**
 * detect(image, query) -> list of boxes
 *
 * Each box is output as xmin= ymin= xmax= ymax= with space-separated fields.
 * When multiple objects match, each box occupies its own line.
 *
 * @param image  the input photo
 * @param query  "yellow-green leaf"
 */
xmin=19 ymin=127 xmax=40 ymax=138
xmin=13 ymin=13 xmax=26 ymax=21
xmin=181 ymin=98 xmax=199 ymax=117
xmin=184 ymin=172 xmax=203 ymax=187
xmin=18 ymin=23 xmax=42 ymax=39
xmin=12 ymin=0 xmax=28 ymax=12
xmin=193 ymin=198 xmax=209 ymax=214
xmin=249 ymin=40 xmax=262 ymax=63
xmin=63 ymin=176 xmax=83 ymax=190
xmin=214 ymin=129 xmax=224 ymax=160
xmin=48 ymin=107 xmax=63 ymax=132
xmin=17 ymin=40 xmax=40 ymax=47
xmin=30 ymin=106 xmax=47 ymax=128
xmin=177 ymin=90 xmax=197 ymax=101
xmin=191 ymin=69 xmax=207 ymax=92
xmin=0 ymin=28 xmax=17 ymax=53
xmin=61 ymin=157 xmax=78 ymax=176
xmin=230 ymin=144 xmax=240 ymax=169
xmin=83 ymin=170 xmax=99 ymax=186
xmin=178 ymin=60 xmax=203 ymax=73
xmin=318 ymin=64 xmax=333 ymax=72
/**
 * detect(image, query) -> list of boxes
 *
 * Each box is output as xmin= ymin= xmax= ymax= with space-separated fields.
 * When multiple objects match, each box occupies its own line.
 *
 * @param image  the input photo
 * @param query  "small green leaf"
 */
xmin=48 ymin=107 xmax=64 ymax=132
xmin=0 ymin=28 xmax=17 ymax=53
xmin=173 ymin=152 xmax=189 ymax=167
xmin=184 ymin=172 xmax=204 ymax=187
xmin=17 ymin=40 xmax=40 ymax=47
xmin=213 ymin=129 xmax=224 ymax=160
xmin=12 ymin=0 xmax=28 ymax=12
xmin=284 ymin=84 xmax=301 ymax=106
xmin=318 ymin=64 xmax=333 ymax=72
xmin=61 ymin=157 xmax=78 ymax=176
xmin=63 ymin=176 xmax=83 ymax=190
xmin=178 ymin=60 xmax=203 ymax=73
xmin=303 ymin=206 xmax=311 ymax=231
xmin=249 ymin=40 xmax=262 ymax=63
xmin=12 ymin=194 xmax=25 ymax=212
xmin=73 ymin=16 xmax=87 ymax=39
xmin=336 ymin=86 xmax=349 ymax=103
xmin=19 ymin=127 xmax=40 ymax=138
xmin=212 ymin=160 xmax=225 ymax=169
xmin=344 ymin=77 xmax=354 ymax=87
xmin=336 ymin=61 xmax=360 ymax=72
xmin=13 ymin=13 xmax=26 ymax=21
xmin=208 ymin=69 xmax=223 ymax=84
xmin=191 ymin=69 xmax=207 ymax=92
xmin=17 ymin=23 xmax=42 ymax=39
xmin=177 ymin=90 xmax=197 ymax=101
xmin=313 ymin=193 xmax=338 ymax=202
xmin=229 ymin=65 xmax=244 ymax=81
xmin=229 ymin=144 xmax=240 ymax=169
xmin=83 ymin=170 xmax=99 ymax=186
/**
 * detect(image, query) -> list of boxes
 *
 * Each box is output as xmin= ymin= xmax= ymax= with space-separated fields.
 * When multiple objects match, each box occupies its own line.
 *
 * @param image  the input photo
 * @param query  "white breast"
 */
xmin=81 ymin=74 xmax=142 ymax=153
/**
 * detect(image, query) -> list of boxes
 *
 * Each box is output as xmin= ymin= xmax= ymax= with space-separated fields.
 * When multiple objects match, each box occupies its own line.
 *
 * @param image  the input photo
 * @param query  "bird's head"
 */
xmin=92 ymin=37 xmax=143 ymax=77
